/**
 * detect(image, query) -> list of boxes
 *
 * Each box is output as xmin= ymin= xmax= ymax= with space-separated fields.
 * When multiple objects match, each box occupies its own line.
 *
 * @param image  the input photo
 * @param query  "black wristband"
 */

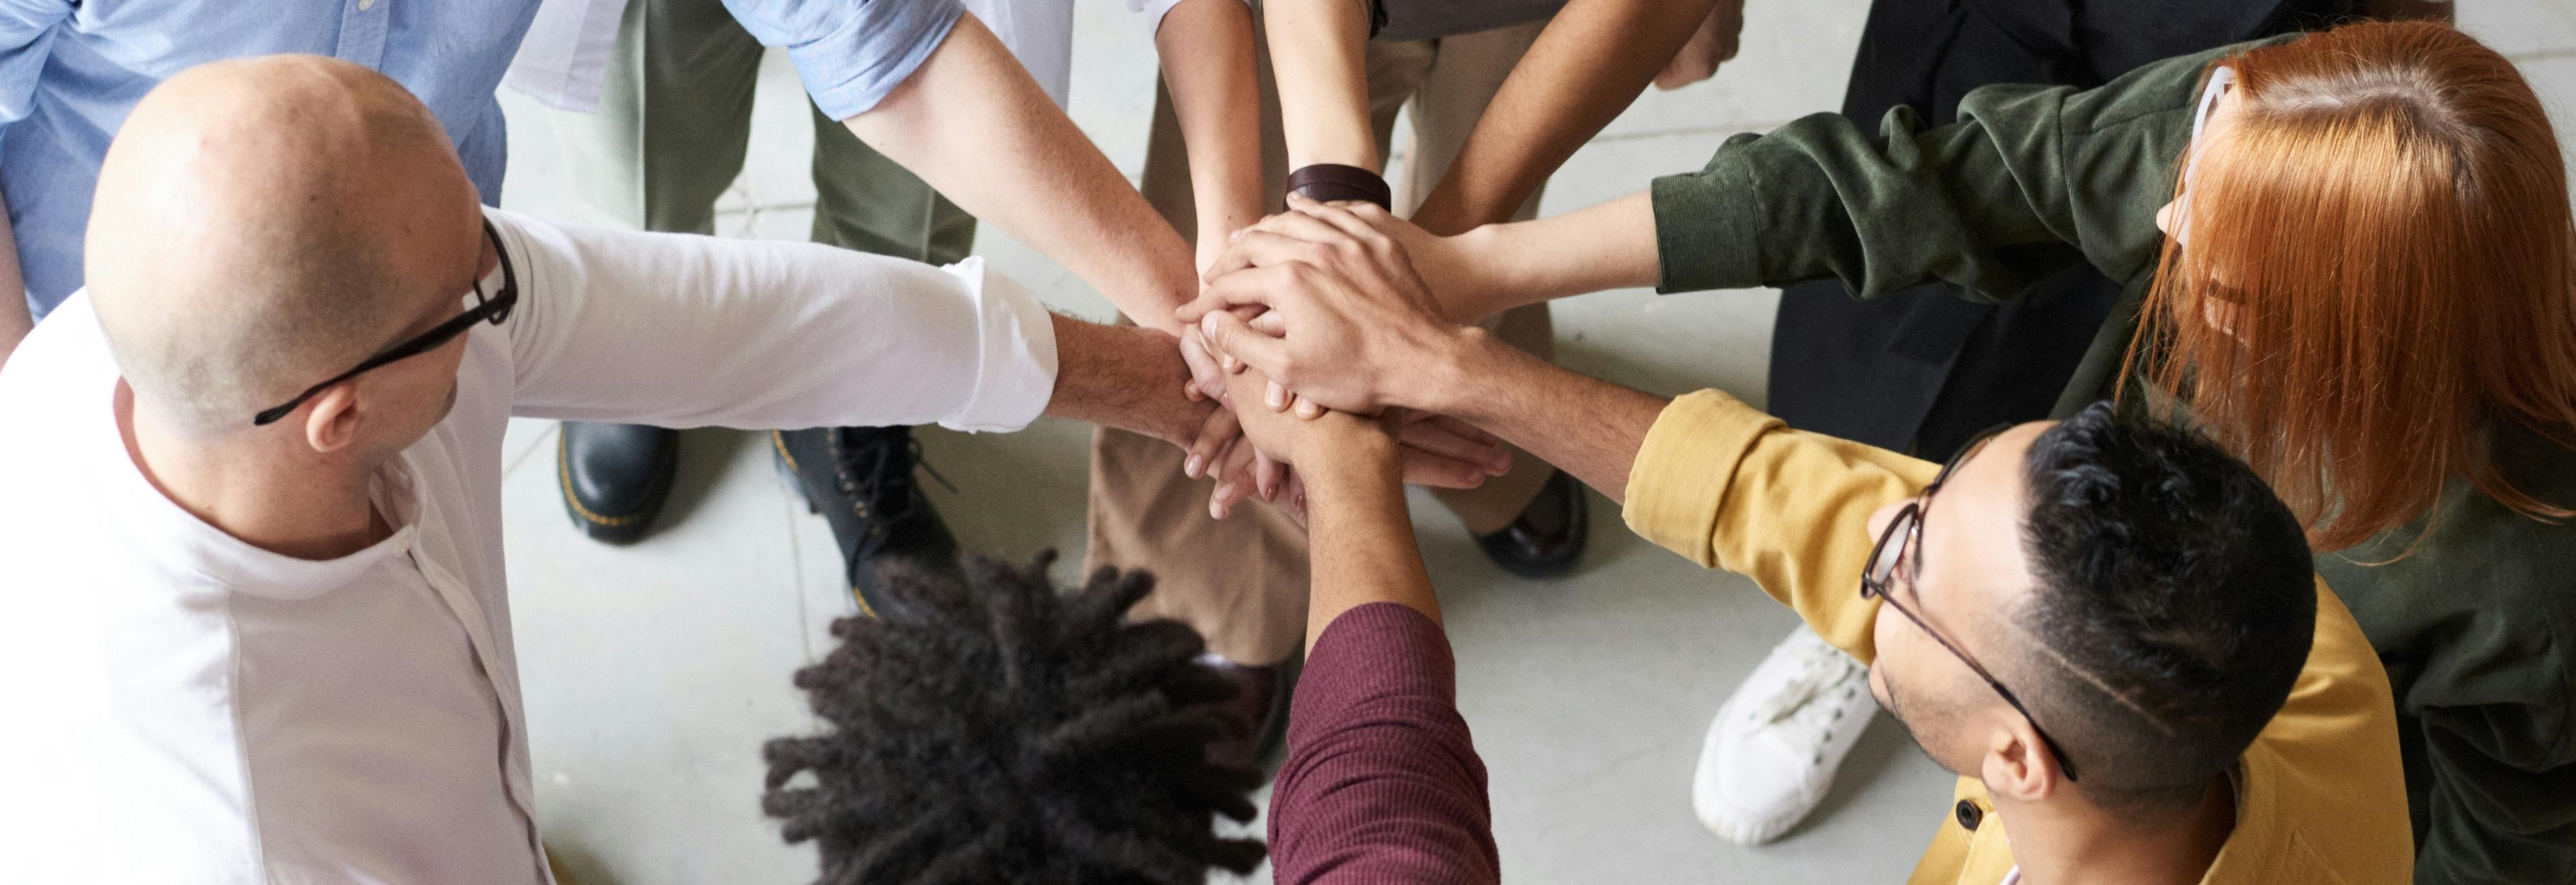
xmin=1286 ymin=163 xmax=1393 ymax=210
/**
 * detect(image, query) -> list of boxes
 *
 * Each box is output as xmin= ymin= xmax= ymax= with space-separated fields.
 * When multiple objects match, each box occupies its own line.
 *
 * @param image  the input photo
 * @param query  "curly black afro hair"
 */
xmin=761 ymin=551 xmax=1267 ymax=884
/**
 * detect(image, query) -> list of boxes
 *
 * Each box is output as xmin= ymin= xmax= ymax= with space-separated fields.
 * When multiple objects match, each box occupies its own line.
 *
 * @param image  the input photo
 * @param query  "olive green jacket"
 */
xmin=1649 ymin=36 xmax=2576 ymax=884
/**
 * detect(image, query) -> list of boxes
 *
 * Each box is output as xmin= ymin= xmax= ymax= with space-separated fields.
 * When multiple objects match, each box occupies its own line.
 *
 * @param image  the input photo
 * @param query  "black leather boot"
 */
xmin=771 ymin=425 xmax=958 ymax=616
xmin=557 ymin=421 xmax=680 ymax=545
xmin=1200 ymin=652 xmax=1300 ymax=775
xmin=1473 ymin=468 xmax=1589 ymax=578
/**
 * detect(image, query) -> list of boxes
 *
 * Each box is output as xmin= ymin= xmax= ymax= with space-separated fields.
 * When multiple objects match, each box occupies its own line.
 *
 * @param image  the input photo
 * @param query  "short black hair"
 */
xmin=2016 ymin=402 xmax=2316 ymax=809
xmin=761 ymin=553 xmax=1266 ymax=884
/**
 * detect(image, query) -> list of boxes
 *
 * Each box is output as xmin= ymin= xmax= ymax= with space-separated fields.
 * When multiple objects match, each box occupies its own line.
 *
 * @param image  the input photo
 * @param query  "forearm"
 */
xmin=1439 ymin=192 xmax=1659 ymax=322
xmin=846 ymin=15 xmax=1198 ymax=330
xmin=1043 ymin=314 xmax=1214 ymax=446
xmin=1156 ymin=0 xmax=1267 ymax=269
xmin=1300 ymin=425 xmax=1435 ymax=644
xmin=1263 ymin=0 xmax=1377 ymax=172
xmin=1421 ymin=330 xmax=1663 ymax=504
xmin=1409 ymin=0 xmax=1723 ymax=234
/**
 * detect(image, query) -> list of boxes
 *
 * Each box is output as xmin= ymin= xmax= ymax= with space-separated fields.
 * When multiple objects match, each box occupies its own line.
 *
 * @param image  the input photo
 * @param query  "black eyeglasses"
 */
xmin=1861 ymin=424 xmax=2080 ymax=782
xmin=252 ymin=220 xmax=518 ymax=427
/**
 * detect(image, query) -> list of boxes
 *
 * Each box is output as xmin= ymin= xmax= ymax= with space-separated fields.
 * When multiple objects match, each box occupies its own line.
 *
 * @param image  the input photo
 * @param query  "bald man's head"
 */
xmin=89 ymin=55 xmax=483 ymax=437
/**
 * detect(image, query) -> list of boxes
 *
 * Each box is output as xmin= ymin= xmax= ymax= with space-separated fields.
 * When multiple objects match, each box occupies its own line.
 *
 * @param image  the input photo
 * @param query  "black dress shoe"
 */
xmin=1474 ymin=468 xmax=1588 ymax=578
xmin=771 ymin=425 xmax=958 ymax=616
xmin=1201 ymin=653 xmax=1299 ymax=774
xmin=558 ymin=421 xmax=680 ymax=545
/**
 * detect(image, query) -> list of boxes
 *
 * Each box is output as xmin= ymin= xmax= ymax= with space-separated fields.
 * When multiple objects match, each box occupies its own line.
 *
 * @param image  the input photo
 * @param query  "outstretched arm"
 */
xmin=1150 ymin=0 xmax=1268 ymax=270
xmin=1225 ymin=370 xmax=1501 ymax=885
xmin=1409 ymin=0 xmax=1735 ymax=235
xmin=1261 ymin=0 xmax=1378 ymax=173
xmin=841 ymin=14 xmax=1200 ymax=331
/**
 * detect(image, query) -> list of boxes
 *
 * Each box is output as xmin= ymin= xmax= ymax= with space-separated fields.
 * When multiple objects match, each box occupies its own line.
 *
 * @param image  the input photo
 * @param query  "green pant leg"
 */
xmin=806 ymin=101 xmax=978 ymax=264
xmin=542 ymin=0 xmax=766 ymax=235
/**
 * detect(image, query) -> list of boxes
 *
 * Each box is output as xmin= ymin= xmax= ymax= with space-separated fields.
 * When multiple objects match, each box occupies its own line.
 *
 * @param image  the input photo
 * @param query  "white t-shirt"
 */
xmin=0 ymin=208 xmax=1054 ymax=883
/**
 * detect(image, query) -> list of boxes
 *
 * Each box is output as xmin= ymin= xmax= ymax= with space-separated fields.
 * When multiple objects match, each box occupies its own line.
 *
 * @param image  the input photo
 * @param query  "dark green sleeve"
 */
xmin=1648 ymin=39 xmax=2278 ymax=299
xmin=2411 ymin=712 xmax=2576 ymax=885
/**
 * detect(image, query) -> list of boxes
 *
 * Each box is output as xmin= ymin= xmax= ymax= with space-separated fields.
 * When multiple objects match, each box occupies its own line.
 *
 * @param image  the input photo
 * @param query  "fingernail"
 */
xmin=1185 ymin=454 xmax=1206 ymax=477
xmin=1266 ymin=381 xmax=1286 ymax=410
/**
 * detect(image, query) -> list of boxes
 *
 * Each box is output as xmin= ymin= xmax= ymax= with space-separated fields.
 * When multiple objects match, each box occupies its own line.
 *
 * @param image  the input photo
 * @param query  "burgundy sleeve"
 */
xmin=1268 ymin=602 xmax=1498 ymax=885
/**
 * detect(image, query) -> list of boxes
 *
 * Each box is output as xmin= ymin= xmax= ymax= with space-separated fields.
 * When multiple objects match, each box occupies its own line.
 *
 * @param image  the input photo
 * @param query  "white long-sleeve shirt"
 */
xmin=0 ymin=207 xmax=1055 ymax=884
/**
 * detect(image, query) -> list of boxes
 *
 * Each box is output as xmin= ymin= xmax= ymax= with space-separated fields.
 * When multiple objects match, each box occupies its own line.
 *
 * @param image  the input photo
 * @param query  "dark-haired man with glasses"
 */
xmin=0 ymin=56 xmax=1510 ymax=882
xmin=1181 ymin=197 xmax=2413 ymax=884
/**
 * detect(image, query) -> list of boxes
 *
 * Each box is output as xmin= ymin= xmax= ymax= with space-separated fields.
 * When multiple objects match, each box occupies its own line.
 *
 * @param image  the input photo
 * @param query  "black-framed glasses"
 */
xmin=252 ymin=220 xmax=518 ymax=427
xmin=1861 ymin=424 xmax=2081 ymax=782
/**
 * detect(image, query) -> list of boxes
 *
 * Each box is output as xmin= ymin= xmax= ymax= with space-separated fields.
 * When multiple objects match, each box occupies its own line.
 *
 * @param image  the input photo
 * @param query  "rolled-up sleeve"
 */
xmin=722 ymin=0 xmax=965 ymax=120
xmin=1621 ymin=390 xmax=1939 ymax=662
xmin=488 ymin=207 xmax=1055 ymax=433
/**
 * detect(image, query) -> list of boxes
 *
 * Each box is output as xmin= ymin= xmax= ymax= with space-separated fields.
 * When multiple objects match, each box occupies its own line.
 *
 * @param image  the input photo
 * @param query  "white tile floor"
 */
xmin=494 ymin=3 xmax=2576 ymax=883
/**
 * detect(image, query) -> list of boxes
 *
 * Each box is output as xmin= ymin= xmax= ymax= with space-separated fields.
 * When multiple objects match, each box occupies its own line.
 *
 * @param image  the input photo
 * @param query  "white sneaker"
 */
xmin=1692 ymin=624 xmax=1879 ymax=845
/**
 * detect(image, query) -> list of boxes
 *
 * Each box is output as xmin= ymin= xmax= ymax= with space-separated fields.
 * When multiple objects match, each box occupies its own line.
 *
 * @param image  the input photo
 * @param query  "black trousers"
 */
xmin=1766 ymin=0 xmax=2350 ymax=460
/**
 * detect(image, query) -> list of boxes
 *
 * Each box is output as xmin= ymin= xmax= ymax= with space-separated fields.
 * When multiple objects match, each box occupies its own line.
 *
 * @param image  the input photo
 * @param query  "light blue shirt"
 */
xmin=0 ymin=0 xmax=963 ymax=320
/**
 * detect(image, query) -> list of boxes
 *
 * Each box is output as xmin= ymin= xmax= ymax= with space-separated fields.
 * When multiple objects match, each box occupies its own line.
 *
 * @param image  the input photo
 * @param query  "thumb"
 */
xmin=1199 ymin=310 xmax=1294 ymax=381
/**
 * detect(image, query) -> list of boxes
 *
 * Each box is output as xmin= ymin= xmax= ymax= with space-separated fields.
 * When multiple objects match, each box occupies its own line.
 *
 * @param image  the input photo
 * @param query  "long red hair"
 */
xmin=2132 ymin=21 xmax=2576 ymax=553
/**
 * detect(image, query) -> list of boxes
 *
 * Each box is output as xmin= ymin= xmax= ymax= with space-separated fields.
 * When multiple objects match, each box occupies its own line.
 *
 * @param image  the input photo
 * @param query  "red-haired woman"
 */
xmin=1301 ymin=20 xmax=2575 ymax=884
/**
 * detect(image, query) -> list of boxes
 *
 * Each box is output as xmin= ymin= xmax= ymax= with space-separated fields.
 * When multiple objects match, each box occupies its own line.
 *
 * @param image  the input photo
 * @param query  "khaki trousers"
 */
xmin=1093 ymin=19 xmax=1559 ymax=666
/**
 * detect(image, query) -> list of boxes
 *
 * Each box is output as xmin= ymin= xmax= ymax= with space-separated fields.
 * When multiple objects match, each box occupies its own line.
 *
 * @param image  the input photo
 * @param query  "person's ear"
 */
xmin=301 ymin=383 xmax=365 ymax=455
xmin=1979 ymin=715 xmax=2065 ymax=804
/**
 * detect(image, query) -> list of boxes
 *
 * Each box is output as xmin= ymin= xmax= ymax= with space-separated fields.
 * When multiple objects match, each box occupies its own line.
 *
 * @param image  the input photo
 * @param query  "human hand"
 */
xmin=1655 ymin=0 xmax=1743 ymax=91
xmin=1177 ymin=318 xmax=1233 ymax=403
xmin=1179 ymin=194 xmax=1479 ymax=417
xmin=1202 ymin=361 xmax=1509 ymax=520
xmin=1207 ymin=195 xmax=1494 ymax=325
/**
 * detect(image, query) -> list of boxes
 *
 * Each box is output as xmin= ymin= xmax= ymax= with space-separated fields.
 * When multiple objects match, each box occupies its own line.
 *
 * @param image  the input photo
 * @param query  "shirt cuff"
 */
xmin=1621 ymin=390 xmax=1779 ymax=568
xmin=1650 ymin=134 xmax=1767 ymax=295
xmin=791 ymin=0 xmax=967 ymax=121
xmin=938 ymin=257 xmax=1057 ymax=433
